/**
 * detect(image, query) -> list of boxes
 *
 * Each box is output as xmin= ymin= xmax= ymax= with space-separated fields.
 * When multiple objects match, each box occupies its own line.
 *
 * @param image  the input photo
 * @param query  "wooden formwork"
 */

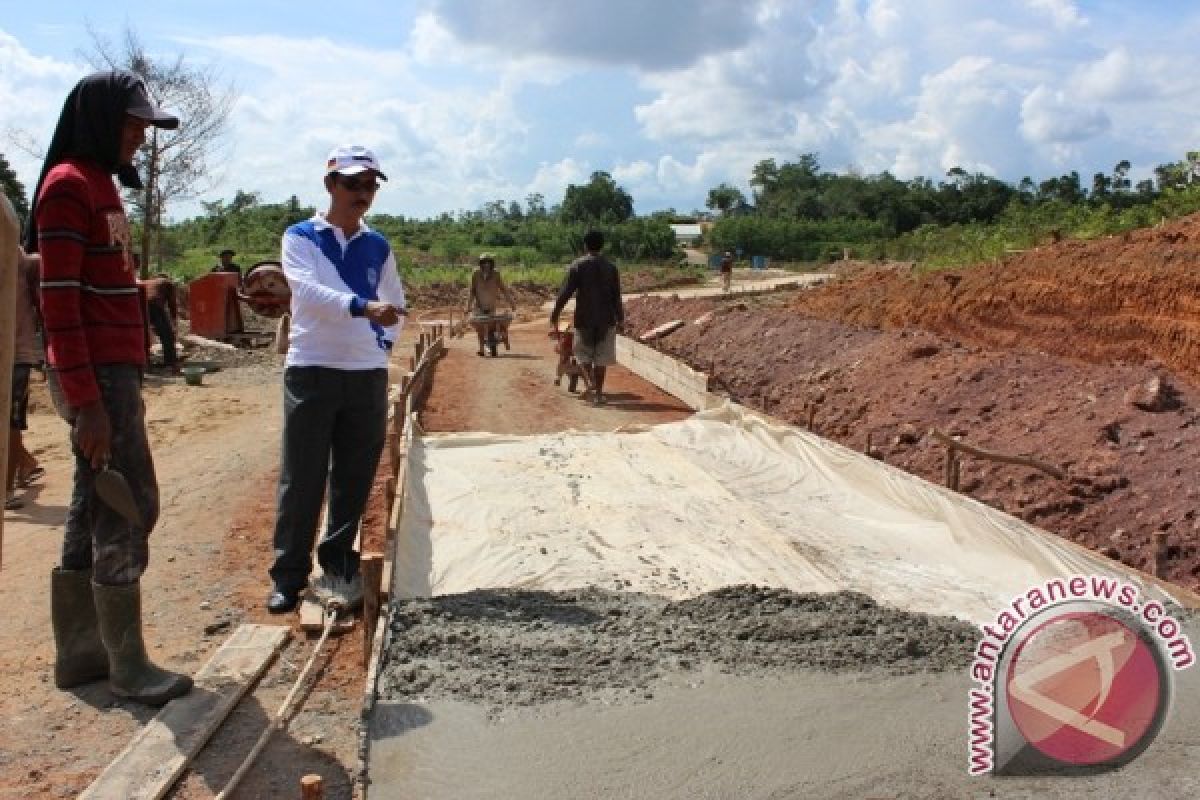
xmin=357 ymin=325 xmax=446 ymax=798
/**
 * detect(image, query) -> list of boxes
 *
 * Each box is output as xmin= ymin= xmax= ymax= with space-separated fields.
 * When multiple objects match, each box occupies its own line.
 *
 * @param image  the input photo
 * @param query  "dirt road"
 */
xmin=0 ymin=317 xmax=693 ymax=798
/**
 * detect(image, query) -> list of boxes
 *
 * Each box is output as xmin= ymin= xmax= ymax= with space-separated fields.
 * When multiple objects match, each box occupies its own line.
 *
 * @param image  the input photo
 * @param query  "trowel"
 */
xmin=95 ymin=462 xmax=143 ymax=528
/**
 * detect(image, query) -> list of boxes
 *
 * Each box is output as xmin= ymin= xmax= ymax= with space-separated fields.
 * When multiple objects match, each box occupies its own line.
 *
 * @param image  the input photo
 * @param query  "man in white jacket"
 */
xmin=267 ymin=145 xmax=406 ymax=613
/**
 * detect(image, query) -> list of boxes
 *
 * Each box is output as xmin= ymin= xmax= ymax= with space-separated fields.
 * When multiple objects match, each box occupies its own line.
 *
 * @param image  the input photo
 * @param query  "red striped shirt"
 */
xmin=36 ymin=158 xmax=145 ymax=408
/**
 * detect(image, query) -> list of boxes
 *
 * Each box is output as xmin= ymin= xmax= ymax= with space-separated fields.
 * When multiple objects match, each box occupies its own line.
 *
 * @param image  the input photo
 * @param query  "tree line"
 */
xmin=704 ymin=152 xmax=1200 ymax=263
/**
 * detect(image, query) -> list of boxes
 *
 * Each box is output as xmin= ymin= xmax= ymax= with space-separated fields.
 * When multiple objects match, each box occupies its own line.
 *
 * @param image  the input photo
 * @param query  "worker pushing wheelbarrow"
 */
xmin=465 ymin=252 xmax=517 ymax=357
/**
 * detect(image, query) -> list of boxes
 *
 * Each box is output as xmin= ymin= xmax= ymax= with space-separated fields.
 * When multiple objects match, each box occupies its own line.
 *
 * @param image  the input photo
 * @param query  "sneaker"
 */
xmin=5 ymin=493 xmax=23 ymax=511
xmin=312 ymin=572 xmax=364 ymax=612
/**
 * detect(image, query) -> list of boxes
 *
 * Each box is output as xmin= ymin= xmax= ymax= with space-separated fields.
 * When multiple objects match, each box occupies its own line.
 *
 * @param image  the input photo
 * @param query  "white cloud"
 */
xmin=1020 ymin=85 xmax=1111 ymax=145
xmin=7 ymin=1 xmax=1200 ymax=221
xmin=0 ymin=31 xmax=81 ymax=189
xmin=525 ymin=157 xmax=589 ymax=203
xmin=611 ymin=159 xmax=653 ymax=184
xmin=1024 ymin=0 xmax=1086 ymax=30
xmin=179 ymin=32 xmax=538 ymax=214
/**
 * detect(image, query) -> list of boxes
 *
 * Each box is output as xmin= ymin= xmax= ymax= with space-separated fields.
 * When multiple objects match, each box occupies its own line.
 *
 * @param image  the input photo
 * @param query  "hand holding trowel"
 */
xmin=75 ymin=403 xmax=142 ymax=528
xmin=95 ymin=460 xmax=143 ymax=527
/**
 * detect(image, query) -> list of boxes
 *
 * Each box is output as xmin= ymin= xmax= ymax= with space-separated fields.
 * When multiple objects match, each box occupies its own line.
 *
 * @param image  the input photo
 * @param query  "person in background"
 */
xmin=6 ymin=249 xmax=45 ymax=511
xmin=24 ymin=70 xmax=192 ymax=705
xmin=720 ymin=250 xmax=734 ymax=293
xmin=266 ymin=145 xmax=407 ymax=614
xmin=139 ymin=273 xmax=179 ymax=371
xmin=464 ymin=252 xmax=516 ymax=356
xmin=212 ymin=248 xmax=242 ymax=285
xmin=549 ymin=230 xmax=624 ymax=406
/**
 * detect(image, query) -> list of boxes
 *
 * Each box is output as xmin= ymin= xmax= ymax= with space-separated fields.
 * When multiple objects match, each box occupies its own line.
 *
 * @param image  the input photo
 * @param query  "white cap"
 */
xmin=325 ymin=145 xmax=387 ymax=180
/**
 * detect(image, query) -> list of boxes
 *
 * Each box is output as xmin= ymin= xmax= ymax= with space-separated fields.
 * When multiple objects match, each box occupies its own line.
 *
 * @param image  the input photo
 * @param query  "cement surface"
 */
xmin=368 ymin=593 xmax=1199 ymax=798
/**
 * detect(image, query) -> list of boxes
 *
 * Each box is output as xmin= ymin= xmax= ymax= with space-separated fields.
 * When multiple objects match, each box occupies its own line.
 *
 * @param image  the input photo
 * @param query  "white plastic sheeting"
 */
xmin=395 ymin=405 xmax=1173 ymax=624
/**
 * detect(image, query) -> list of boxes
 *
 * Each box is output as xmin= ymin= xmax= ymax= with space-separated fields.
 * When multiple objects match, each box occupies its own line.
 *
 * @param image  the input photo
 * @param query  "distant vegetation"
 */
xmin=143 ymin=172 xmax=682 ymax=286
xmin=8 ymin=143 xmax=1200 ymax=286
xmin=706 ymin=152 xmax=1200 ymax=269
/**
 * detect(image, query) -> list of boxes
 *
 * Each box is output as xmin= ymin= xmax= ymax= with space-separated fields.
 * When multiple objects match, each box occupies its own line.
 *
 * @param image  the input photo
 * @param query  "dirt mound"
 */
xmin=378 ymin=586 xmax=977 ymax=715
xmin=624 ymin=217 xmax=1200 ymax=593
xmin=794 ymin=214 xmax=1200 ymax=382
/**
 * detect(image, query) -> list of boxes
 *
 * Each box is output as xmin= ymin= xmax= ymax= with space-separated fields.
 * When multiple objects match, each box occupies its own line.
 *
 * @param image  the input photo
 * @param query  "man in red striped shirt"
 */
xmin=24 ymin=71 xmax=192 ymax=706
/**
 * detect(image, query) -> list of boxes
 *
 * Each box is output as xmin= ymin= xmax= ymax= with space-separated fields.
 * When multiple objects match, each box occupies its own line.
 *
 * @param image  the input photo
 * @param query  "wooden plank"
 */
xmin=361 ymin=553 xmax=384 ymax=669
xmin=357 ymin=607 xmax=390 ymax=798
xmin=80 ymin=624 xmax=289 ymax=800
xmin=638 ymin=318 xmax=684 ymax=343
xmin=380 ymin=559 xmax=393 ymax=602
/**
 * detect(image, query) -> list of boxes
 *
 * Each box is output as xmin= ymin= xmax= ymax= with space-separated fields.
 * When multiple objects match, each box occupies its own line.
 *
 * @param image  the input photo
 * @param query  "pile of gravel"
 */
xmin=378 ymin=585 xmax=978 ymax=712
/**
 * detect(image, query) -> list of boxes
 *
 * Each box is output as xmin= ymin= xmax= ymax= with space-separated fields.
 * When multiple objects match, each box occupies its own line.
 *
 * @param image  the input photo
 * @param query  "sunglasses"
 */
xmin=338 ymin=176 xmax=381 ymax=192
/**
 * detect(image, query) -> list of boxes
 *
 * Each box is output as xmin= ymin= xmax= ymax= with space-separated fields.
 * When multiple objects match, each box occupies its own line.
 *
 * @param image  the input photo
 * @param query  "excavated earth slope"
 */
xmin=623 ymin=213 xmax=1200 ymax=592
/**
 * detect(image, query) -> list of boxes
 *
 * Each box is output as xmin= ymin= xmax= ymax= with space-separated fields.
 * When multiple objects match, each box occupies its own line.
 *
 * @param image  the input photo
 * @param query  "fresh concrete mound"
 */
xmin=378 ymin=585 xmax=977 ymax=713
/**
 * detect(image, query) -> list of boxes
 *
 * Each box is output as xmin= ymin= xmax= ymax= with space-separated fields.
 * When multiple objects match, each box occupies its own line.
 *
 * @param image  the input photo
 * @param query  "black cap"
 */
xmin=126 ymin=80 xmax=179 ymax=130
xmin=219 ymin=249 xmax=236 ymax=257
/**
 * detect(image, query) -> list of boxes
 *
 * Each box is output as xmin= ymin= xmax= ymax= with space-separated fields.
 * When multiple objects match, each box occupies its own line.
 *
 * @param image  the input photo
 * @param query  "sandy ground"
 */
xmin=0 ymin=339 xmax=378 ymax=799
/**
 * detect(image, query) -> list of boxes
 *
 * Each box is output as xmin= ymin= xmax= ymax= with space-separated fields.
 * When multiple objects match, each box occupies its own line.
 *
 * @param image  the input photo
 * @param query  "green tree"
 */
xmin=705 ymin=183 xmax=746 ymax=216
xmin=525 ymin=192 xmax=547 ymax=218
xmin=0 ymin=153 xmax=28 ymax=223
xmin=559 ymin=171 xmax=634 ymax=225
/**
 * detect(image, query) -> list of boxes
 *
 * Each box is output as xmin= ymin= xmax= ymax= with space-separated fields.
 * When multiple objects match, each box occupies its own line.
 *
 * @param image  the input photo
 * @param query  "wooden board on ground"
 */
xmin=80 ymin=624 xmax=289 ymax=800
xmin=299 ymin=596 xmax=357 ymax=633
xmin=638 ymin=318 xmax=684 ymax=343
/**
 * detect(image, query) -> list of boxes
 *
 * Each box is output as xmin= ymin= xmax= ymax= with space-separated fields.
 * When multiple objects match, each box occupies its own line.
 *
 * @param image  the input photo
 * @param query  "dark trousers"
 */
xmin=61 ymin=365 xmax=159 ymax=585
xmin=269 ymin=366 xmax=388 ymax=592
xmin=147 ymin=301 xmax=177 ymax=366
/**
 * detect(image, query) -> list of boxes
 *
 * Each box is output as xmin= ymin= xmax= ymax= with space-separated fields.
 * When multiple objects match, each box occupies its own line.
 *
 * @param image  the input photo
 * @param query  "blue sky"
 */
xmin=3 ymin=1 xmax=1200 ymax=221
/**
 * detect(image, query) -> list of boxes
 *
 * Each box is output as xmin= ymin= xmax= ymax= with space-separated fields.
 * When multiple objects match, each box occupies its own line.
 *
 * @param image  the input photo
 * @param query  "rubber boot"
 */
xmin=93 ymin=581 xmax=193 ymax=706
xmin=50 ymin=568 xmax=109 ymax=688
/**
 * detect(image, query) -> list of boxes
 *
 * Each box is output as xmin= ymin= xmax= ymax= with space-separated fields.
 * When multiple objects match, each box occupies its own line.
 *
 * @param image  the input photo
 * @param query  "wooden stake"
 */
xmin=929 ymin=428 xmax=1064 ymax=481
xmin=1152 ymin=531 xmax=1169 ymax=578
xmin=301 ymin=774 xmax=323 ymax=799
xmin=944 ymin=446 xmax=958 ymax=490
xmin=807 ymin=403 xmax=816 ymax=432
xmin=361 ymin=553 xmax=384 ymax=670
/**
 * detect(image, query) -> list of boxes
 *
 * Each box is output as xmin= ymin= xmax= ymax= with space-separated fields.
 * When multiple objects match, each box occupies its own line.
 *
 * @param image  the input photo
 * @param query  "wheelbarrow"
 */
xmin=468 ymin=311 xmax=513 ymax=357
xmin=549 ymin=327 xmax=587 ymax=394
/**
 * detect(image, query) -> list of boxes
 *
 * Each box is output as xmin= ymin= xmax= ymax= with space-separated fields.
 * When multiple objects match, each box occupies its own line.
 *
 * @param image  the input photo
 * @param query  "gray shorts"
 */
xmin=573 ymin=326 xmax=617 ymax=366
